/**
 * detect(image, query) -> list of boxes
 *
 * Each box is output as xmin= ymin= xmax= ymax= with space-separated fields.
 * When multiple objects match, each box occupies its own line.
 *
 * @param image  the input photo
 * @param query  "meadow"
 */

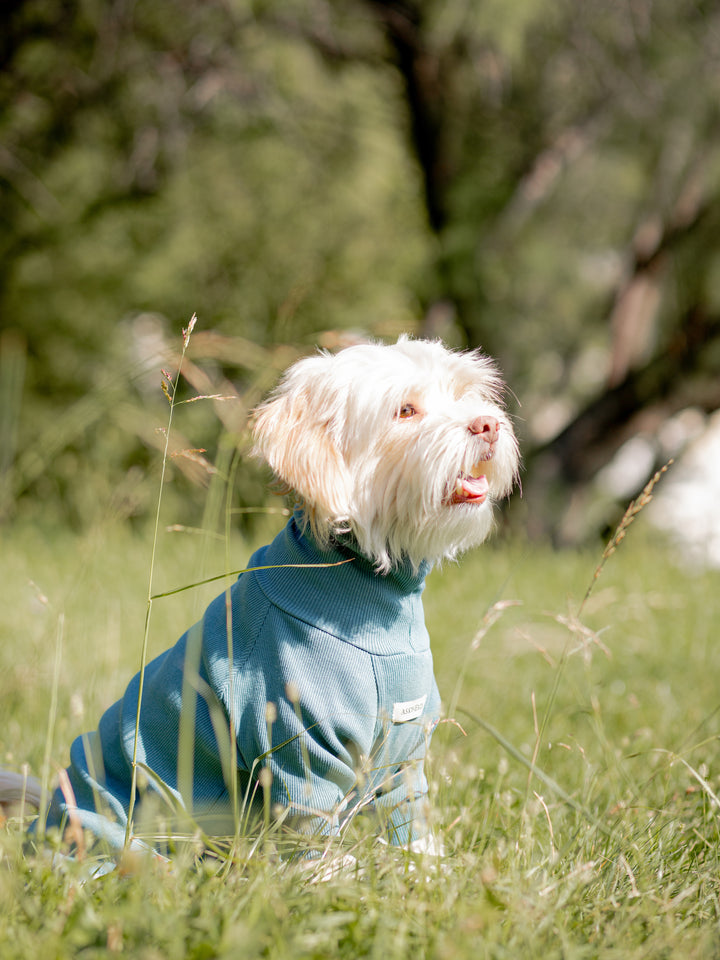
xmin=1 ymin=495 xmax=720 ymax=959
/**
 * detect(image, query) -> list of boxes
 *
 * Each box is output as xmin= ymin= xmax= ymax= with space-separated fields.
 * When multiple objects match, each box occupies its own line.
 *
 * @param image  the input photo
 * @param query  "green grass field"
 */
xmin=2 ymin=510 xmax=720 ymax=958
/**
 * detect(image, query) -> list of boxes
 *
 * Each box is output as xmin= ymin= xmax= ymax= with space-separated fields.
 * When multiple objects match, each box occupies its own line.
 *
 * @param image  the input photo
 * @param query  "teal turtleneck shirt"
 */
xmin=44 ymin=512 xmax=441 ymax=852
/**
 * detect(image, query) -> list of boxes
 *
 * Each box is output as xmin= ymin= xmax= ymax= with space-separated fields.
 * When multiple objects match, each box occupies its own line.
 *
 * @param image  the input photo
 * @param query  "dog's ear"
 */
xmin=251 ymin=357 xmax=353 ymax=530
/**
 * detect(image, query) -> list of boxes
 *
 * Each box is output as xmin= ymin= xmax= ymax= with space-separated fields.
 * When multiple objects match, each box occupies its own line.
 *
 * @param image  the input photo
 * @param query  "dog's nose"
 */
xmin=469 ymin=415 xmax=499 ymax=443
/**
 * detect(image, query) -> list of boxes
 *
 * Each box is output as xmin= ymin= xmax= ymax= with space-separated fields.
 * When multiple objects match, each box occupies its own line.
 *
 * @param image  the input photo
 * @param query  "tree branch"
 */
xmin=532 ymin=306 xmax=720 ymax=485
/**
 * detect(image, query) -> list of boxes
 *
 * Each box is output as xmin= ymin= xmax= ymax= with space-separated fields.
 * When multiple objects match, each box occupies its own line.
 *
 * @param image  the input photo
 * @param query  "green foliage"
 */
xmin=2 ymin=0 xmax=720 ymax=529
xmin=0 ymin=0 xmax=429 ymax=525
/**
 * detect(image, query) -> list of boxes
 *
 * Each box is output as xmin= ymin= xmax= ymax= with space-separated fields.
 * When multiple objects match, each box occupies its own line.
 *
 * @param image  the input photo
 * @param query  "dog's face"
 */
xmin=252 ymin=336 xmax=519 ymax=571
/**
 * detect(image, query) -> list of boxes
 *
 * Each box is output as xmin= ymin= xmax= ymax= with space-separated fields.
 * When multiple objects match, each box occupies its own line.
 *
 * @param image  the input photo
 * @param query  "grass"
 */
xmin=2 ymin=329 xmax=720 ymax=956
xmin=2 ymin=515 xmax=720 ymax=958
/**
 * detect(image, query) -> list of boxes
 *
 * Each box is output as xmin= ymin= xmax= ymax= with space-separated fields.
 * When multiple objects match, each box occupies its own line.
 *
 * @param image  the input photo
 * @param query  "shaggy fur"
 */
xmin=252 ymin=336 xmax=519 ymax=572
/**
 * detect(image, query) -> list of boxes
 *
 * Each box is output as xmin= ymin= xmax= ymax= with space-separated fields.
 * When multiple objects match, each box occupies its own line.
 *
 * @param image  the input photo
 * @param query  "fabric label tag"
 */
xmin=392 ymin=694 xmax=427 ymax=723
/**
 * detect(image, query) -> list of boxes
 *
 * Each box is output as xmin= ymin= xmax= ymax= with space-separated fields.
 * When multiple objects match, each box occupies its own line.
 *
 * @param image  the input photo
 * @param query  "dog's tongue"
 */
xmin=456 ymin=474 xmax=489 ymax=502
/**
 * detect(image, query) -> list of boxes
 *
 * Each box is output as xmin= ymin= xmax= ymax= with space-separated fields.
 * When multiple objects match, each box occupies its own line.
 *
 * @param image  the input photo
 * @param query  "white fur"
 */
xmin=252 ymin=335 xmax=519 ymax=572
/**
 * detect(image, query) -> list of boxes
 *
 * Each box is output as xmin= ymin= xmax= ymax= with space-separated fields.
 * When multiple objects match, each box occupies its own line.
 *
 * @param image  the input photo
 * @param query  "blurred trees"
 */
xmin=0 ymin=0 xmax=428 ymax=526
xmin=1 ymin=0 xmax=719 ymax=539
xmin=357 ymin=0 xmax=720 ymax=539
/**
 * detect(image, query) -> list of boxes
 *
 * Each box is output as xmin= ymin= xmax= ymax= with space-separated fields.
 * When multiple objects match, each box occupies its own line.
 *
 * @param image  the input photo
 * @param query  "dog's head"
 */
xmin=252 ymin=336 xmax=519 ymax=571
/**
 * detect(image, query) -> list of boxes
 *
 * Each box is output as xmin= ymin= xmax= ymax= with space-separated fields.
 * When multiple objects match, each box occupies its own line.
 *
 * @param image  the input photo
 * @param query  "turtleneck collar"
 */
xmin=246 ymin=510 xmax=431 ymax=654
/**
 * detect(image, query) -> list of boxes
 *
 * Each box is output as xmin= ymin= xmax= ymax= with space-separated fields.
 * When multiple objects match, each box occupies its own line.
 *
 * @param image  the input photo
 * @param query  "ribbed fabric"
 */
xmin=43 ymin=511 xmax=441 ymax=851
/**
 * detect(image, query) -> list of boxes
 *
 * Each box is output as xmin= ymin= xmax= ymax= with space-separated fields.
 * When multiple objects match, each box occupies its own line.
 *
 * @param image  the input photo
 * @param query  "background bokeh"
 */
xmin=2 ymin=0 xmax=719 ymax=552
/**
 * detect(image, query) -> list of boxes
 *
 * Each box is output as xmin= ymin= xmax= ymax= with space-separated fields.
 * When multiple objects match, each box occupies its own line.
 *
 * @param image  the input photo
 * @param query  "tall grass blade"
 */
xmin=37 ymin=613 xmax=64 ymax=840
xmin=125 ymin=316 xmax=197 ymax=849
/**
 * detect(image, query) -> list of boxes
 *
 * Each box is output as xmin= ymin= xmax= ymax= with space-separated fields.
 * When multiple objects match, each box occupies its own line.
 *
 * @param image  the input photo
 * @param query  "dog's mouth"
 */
xmin=449 ymin=466 xmax=489 ymax=505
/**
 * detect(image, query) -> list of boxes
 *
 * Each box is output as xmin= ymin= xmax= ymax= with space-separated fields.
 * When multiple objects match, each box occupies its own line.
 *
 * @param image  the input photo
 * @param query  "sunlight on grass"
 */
xmin=2 ymin=518 xmax=720 ymax=957
xmin=2 ymin=330 xmax=719 ymax=957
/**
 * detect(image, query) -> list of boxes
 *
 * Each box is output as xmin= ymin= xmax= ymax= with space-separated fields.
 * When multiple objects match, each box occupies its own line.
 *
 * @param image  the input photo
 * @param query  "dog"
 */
xmin=1 ymin=336 xmax=519 ymax=860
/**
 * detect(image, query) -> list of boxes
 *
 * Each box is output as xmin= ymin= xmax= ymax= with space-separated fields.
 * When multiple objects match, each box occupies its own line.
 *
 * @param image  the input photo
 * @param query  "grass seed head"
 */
xmin=581 ymin=459 xmax=673 ymax=613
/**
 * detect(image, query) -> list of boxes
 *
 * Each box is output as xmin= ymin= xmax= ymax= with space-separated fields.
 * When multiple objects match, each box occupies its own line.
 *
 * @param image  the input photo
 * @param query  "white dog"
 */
xmin=1 ymin=336 xmax=519 ymax=860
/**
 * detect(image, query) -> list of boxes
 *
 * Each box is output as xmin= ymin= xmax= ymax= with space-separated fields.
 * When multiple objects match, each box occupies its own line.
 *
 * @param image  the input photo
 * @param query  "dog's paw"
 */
xmin=376 ymin=832 xmax=446 ymax=858
xmin=300 ymin=851 xmax=360 ymax=883
xmin=406 ymin=833 xmax=446 ymax=857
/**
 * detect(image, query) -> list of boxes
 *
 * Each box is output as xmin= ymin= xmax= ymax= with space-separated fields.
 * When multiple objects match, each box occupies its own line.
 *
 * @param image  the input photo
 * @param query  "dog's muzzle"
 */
xmin=448 ymin=416 xmax=499 ymax=505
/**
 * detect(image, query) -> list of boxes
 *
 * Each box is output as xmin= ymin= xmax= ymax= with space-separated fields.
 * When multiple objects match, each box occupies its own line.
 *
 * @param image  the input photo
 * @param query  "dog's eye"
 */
xmin=398 ymin=403 xmax=417 ymax=419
